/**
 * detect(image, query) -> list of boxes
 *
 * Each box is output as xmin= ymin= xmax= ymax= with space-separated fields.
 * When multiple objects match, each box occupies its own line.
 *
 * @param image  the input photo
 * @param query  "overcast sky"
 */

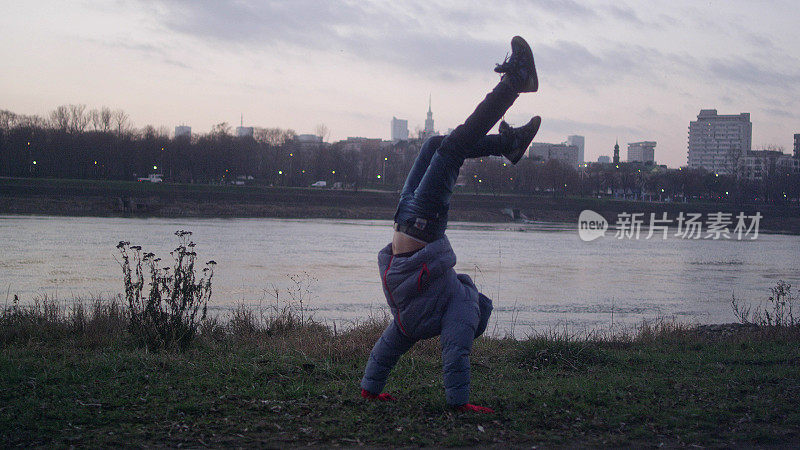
xmin=2 ymin=0 xmax=799 ymax=167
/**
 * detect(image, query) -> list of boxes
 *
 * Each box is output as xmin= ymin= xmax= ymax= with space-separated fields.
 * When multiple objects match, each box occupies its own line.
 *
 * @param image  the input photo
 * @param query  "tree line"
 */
xmin=1 ymin=105 xmax=798 ymax=204
xmin=464 ymin=156 xmax=799 ymax=204
xmin=0 ymin=105 xmax=421 ymax=187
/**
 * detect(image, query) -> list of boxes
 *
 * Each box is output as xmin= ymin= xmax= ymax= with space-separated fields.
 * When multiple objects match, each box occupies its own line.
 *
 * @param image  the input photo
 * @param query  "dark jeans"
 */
xmin=394 ymin=81 xmax=519 ymax=241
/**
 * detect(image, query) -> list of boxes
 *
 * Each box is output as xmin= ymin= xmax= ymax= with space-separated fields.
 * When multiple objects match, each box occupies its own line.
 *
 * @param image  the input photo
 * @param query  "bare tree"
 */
xmin=757 ymin=144 xmax=785 ymax=153
xmin=67 ymin=104 xmax=90 ymax=134
xmin=112 ymin=109 xmax=130 ymax=136
xmin=254 ymin=127 xmax=296 ymax=146
xmin=89 ymin=109 xmax=100 ymax=131
xmin=89 ymin=106 xmax=113 ymax=133
xmin=50 ymin=105 xmax=70 ymax=131
xmin=314 ymin=123 xmax=330 ymax=142
xmin=100 ymin=107 xmax=112 ymax=132
xmin=210 ymin=122 xmax=231 ymax=137
xmin=141 ymin=125 xmax=158 ymax=139
xmin=0 ymin=110 xmax=16 ymax=132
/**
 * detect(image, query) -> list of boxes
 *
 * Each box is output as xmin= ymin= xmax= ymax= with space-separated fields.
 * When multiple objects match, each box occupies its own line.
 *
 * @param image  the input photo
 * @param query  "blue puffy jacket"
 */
xmin=360 ymin=236 xmax=493 ymax=406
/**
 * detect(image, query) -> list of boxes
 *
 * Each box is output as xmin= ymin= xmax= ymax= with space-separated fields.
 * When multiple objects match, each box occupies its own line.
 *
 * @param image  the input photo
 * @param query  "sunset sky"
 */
xmin=2 ymin=0 xmax=799 ymax=167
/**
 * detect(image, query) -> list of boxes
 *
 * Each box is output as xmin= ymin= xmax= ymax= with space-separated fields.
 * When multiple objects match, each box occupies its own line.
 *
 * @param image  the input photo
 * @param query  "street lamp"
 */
xmin=286 ymin=153 xmax=294 ymax=185
xmin=27 ymin=141 xmax=33 ymax=176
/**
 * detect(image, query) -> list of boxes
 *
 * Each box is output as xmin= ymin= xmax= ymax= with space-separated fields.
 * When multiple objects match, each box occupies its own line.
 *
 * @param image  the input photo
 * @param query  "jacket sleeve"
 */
xmin=360 ymin=320 xmax=415 ymax=395
xmin=440 ymin=295 xmax=479 ymax=406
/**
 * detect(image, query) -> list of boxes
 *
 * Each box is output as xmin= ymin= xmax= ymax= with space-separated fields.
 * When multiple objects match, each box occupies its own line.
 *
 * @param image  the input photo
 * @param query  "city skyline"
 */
xmin=2 ymin=1 xmax=799 ymax=168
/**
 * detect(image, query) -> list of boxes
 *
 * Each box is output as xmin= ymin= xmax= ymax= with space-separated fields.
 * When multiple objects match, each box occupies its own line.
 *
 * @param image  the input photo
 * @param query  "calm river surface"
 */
xmin=2 ymin=215 xmax=799 ymax=336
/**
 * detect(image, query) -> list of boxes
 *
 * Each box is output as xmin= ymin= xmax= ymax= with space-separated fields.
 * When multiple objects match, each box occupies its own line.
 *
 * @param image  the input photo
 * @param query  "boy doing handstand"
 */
xmin=360 ymin=36 xmax=541 ymax=413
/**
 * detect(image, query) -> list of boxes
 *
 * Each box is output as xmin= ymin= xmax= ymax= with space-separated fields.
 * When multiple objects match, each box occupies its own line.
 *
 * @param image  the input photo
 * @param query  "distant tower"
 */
xmin=627 ymin=141 xmax=656 ymax=163
xmin=425 ymin=95 xmax=434 ymax=132
xmin=567 ymin=135 xmax=585 ymax=165
xmin=613 ymin=139 xmax=620 ymax=164
xmin=391 ymin=117 xmax=409 ymax=142
xmin=421 ymin=95 xmax=435 ymax=139
xmin=794 ymin=133 xmax=799 ymax=158
xmin=688 ymin=109 xmax=751 ymax=174
xmin=235 ymin=113 xmax=254 ymax=138
xmin=174 ymin=125 xmax=191 ymax=138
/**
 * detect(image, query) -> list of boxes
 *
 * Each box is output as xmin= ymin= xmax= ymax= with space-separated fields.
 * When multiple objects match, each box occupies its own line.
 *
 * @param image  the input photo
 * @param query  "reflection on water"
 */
xmin=1 ymin=215 xmax=799 ymax=336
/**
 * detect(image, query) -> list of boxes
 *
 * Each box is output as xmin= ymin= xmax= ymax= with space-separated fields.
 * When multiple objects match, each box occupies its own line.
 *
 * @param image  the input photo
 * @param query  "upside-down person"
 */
xmin=360 ymin=36 xmax=542 ymax=413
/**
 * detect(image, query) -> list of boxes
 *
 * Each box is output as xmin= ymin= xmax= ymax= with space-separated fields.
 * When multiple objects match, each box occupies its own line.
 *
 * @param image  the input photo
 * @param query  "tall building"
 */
xmin=530 ymin=143 xmax=580 ymax=168
xmin=236 ymin=127 xmax=254 ymax=138
xmin=420 ymin=95 xmax=436 ymax=140
xmin=566 ymin=135 xmax=585 ymax=165
xmin=794 ymin=133 xmax=799 ymax=158
xmin=296 ymin=134 xmax=323 ymax=150
xmin=391 ymin=117 xmax=409 ymax=142
xmin=627 ymin=141 xmax=656 ymax=163
xmin=613 ymin=140 xmax=620 ymax=164
xmin=738 ymin=150 xmax=798 ymax=182
xmin=174 ymin=126 xmax=191 ymax=138
xmin=236 ymin=114 xmax=253 ymax=138
xmin=688 ymin=109 xmax=752 ymax=174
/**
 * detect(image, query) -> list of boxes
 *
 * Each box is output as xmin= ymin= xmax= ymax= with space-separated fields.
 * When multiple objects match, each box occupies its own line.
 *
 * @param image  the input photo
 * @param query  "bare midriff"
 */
xmin=392 ymin=231 xmax=426 ymax=255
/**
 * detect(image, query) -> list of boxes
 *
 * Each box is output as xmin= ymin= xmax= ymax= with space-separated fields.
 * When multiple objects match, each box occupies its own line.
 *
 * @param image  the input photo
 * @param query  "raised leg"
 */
xmin=395 ymin=81 xmax=519 ymax=241
xmin=396 ymin=132 xmax=507 ymax=224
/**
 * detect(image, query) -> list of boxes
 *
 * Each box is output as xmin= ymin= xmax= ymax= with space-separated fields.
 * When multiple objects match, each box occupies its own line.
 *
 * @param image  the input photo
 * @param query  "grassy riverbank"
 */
xmin=2 ymin=176 xmax=800 ymax=233
xmin=2 ymin=299 xmax=799 ymax=447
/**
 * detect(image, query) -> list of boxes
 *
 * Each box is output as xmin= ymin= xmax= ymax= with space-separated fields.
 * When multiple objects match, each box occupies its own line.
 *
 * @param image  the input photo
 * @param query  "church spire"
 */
xmin=424 ymin=95 xmax=435 ymax=136
xmin=613 ymin=138 xmax=620 ymax=164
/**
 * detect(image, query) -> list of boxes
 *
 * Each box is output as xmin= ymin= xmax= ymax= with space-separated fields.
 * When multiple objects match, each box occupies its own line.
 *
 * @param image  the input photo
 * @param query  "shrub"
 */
xmin=0 ymin=294 xmax=128 ymax=346
xmin=732 ymin=280 xmax=797 ymax=327
xmin=117 ymin=230 xmax=215 ymax=351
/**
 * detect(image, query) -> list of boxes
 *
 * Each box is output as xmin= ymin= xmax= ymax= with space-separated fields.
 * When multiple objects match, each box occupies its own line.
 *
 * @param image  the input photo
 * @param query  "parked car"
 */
xmin=137 ymin=173 xmax=163 ymax=183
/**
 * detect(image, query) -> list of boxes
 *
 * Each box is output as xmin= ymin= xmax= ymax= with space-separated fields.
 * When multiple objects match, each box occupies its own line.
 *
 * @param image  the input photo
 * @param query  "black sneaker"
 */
xmin=499 ymin=116 xmax=541 ymax=164
xmin=494 ymin=36 xmax=538 ymax=93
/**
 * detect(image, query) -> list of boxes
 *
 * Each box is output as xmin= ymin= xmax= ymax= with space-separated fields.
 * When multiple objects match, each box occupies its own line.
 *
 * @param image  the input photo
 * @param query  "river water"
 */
xmin=1 ymin=215 xmax=799 ymax=336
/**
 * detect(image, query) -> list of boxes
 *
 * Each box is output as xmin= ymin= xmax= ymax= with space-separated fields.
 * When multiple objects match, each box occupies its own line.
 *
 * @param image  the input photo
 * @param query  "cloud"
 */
xmin=744 ymin=32 xmax=775 ymax=50
xmin=762 ymin=108 xmax=795 ymax=119
xmin=131 ymin=0 xmax=514 ymax=78
xmin=83 ymin=37 xmax=193 ymax=69
xmin=530 ymin=0 xmax=597 ymax=18
xmin=605 ymin=4 xmax=644 ymax=25
xmin=534 ymin=40 xmax=682 ymax=91
xmin=539 ymin=117 xmax=644 ymax=136
xmin=707 ymin=58 xmax=800 ymax=90
xmin=130 ymin=0 xmax=612 ymax=80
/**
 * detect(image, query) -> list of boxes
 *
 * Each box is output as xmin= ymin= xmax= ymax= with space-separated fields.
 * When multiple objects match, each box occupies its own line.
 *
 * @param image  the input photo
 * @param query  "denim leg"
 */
xmin=401 ymin=134 xmax=504 ymax=197
xmin=434 ymin=81 xmax=518 ymax=162
xmin=394 ymin=135 xmax=504 ymax=225
xmin=395 ymin=136 xmax=445 ymax=223
xmin=467 ymin=134 xmax=504 ymax=159
xmin=400 ymin=81 xmax=518 ymax=239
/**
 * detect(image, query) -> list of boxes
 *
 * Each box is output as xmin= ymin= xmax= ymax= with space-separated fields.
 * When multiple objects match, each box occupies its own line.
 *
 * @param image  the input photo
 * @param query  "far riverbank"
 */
xmin=2 ymin=177 xmax=799 ymax=233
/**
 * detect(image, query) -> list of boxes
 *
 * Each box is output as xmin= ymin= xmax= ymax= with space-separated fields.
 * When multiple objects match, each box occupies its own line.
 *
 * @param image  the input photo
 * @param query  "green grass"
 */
xmin=1 ymin=299 xmax=800 ymax=446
